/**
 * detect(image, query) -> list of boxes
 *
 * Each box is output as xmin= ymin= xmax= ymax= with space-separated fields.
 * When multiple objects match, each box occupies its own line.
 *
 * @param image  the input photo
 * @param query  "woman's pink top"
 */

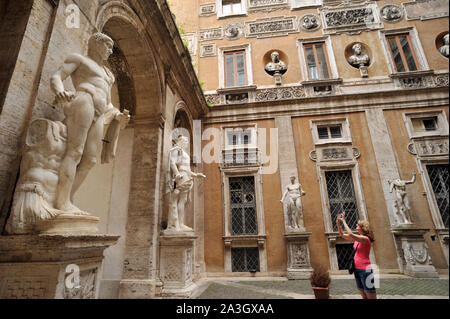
xmin=353 ymin=236 xmax=372 ymax=270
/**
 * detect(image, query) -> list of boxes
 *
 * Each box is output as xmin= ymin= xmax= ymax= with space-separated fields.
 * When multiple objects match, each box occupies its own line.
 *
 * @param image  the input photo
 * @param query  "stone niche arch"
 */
xmin=97 ymin=1 xmax=164 ymax=117
xmin=90 ymin=1 xmax=167 ymax=298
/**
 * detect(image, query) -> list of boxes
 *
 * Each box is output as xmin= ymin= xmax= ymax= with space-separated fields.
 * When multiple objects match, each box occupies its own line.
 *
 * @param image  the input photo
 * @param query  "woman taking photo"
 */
xmin=336 ymin=212 xmax=377 ymax=299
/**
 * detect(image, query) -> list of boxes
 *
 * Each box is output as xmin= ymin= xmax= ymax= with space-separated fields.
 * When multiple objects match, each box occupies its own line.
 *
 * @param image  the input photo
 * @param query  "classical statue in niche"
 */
xmin=347 ymin=43 xmax=370 ymax=68
xmin=166 ymin=135 xmax=206 ymax=233
xmin=5 ymin=33 xmax=130 ymax=234
xmin=439 ymin=33 xmax=449 ymax=58
xmin=280 ymin=176 xmax=306 ymax=231
xmin=388 ymin=172 xmax=416 ymax=226
xmin=264 ymin=51 xmax=287 ymax=85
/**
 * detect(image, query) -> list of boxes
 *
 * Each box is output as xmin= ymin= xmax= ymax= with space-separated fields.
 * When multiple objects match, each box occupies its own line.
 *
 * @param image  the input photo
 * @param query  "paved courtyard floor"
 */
xmin=194 ymin=275 xmax=449 ymax=299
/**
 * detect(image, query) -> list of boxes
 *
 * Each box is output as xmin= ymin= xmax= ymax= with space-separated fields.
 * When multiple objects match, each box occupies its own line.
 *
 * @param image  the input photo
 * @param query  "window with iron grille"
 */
xmin=426 ymin=164 xmax=449 ymax=228
xmin=335 ymin=244 xmax=354 ymax=270
xmin=231 ymin=247 xmax=260 ymax=272
xmin=230 ymin=176 xmax=258 ymax=235
xmin=325 ymin=170 xmax=360 ymax=232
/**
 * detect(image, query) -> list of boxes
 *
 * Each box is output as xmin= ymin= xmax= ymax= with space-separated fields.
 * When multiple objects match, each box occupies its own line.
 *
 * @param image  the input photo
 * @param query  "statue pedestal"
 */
xmin=36 ymin=213 xmax=100 ymax=235
xmin=359 ymin=66 xmax=368 ymax=78
xmin=391 ymin=227 xmax=439 ymax=278
xmin=0 ymin=234 xmax=119 ymax=299
xmin=284 ymin=231 xmax=313 ymax=279
xmin=159 ymin=232 xmax=197 ymax=298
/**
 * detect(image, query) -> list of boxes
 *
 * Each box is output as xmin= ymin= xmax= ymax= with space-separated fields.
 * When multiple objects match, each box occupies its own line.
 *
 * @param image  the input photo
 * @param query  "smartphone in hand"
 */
xmin=337 ymin=214 xmax=342 ymax=219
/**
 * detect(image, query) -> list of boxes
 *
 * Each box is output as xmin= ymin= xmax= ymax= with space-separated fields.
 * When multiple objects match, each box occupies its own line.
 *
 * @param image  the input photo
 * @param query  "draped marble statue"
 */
xmin=166 ymin=135 xmax=205 ymax=233
xmin=6 ymin=33 xmax=130 ymax=234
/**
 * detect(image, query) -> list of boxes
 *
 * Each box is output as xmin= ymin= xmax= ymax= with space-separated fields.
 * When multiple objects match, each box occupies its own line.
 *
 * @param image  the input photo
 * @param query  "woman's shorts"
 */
xmin=354 ymin=269 xmax=376 ymax=293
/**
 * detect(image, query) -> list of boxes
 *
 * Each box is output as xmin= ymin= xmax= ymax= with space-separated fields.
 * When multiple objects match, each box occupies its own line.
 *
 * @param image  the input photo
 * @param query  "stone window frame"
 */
xmin=379 ymin=27 xmax=430 ymax=75
xmin=316 ymin=162 xmax=372 ymax=271
xmin=297 ymin=36 xmax=339 ymax=82
xmin=222 ymin=123 xmax=258 ymax=151
xmin=290 ymin=0 xmax=322 ymax=10
xmin=402 ymin=110 xmax=449 ymax=140
xmin=217 ymin=0 xmax=248 ymax=19
xmin=220 ymin=166 xmax=268 ymax=273
xmin=218 ymin=44 xmax=254 ymax=89
xmin=310 ymin=117 xmax=352 ymax=146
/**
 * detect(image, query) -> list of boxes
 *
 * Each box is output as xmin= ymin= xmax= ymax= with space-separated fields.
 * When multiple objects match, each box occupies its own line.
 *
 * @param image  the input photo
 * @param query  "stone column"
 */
xmin=119 ymin=120 xmax=163 ymax=298
xmin=275 ymin=116 xmax=312 ymax=279
xmin=365 ymin=108 xmax=439 ymax=277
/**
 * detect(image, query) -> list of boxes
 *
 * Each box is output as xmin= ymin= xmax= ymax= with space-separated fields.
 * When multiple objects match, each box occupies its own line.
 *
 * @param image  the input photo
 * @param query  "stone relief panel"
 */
xmin=181 ymin=33 xmax=197 ymax=56
xmin=395 ymin=73 xmax=449 ymax=89
xmin=162 ymin=252 xmax=183 ymax=282
xmin=224 ymin=23 xmax=244 ymax=41
xmin=63 ymin=268 xmax=97 ymax=299
xmin=309 ymin=147 xmax=360 ymax=162
xmin=299 ymin=14 xmax=321 ymax=31
xmin=403 ymin=0 xmax=449 ymax=21
xmin=290 ymin=243 xmax=310 ymax=268
xmin=319 ymin=1 xmax=383 ymax=35
xmin=245 ymin=16 xmax=299 ymax=38
xmin=403 ymin=242 xmax=433 ymax=266
xmin=185 ymin=249 xmax=193 ymax=282
xmin=247 ymin=0 xmax=289 ymax=12
xmin=199 ymin=2 xmax=216 ymax=16
xmin=199 ymin=28 xmax=223 ymax=42
xmin=380 ymin=4 xmax=403 ymax=22
xmin=407 ymin=139 xmax=449 ymax=157
xmin=200 ymin=43 xmax=217 ymax=57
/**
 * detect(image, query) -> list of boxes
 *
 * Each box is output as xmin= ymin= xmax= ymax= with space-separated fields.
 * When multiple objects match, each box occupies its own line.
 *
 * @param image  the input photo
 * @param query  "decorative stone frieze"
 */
xmin=407 ymin=138 xmax=449 ymax=157
xmin=181 ymin=33 xmax=197 ymax=56
xmin=309 ymin=146 xmax=361 ymax=162
xmin=200 ymin=43 xmax=217 ymax=57
xmin=319 ymin=1 xmax=383 ymax=35
xmin=199 ymin=2 xmax=216 ymax=16
xmin=199 ymin=28 xmax=223 ymax=41
xmin=300 ymin=14 xmax=321 ymax=31
xmin=403 ymin=0 xmax=449 ymax=21
xmin=391 ymin=71 xmax=449 ymax=89
xmin=247 ymin=0 xmax=289 ymax=12
xmin=380 ymin=4 xmax=403 ymax=22
xmin=245 ymin=16 xmax=299 ymax=39
xmin=255 ymin=86 xmax=306 ymax=101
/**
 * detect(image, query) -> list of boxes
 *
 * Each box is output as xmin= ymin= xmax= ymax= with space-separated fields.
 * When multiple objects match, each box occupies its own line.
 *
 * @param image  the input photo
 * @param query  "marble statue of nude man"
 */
xmin=167 ymin=135 xmax=206 ymax=232
xmin=388 ymin=172 xmax=416 ymax=225
xmin=50 ymin=33 xmax=130 ymax=212
xmin=280 ymin=175 xmax=306 ymax=230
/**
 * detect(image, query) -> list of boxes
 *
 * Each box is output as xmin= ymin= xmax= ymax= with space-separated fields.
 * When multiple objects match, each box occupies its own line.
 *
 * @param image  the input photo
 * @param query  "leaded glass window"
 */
xmin=426 ymin=164 xmax=449 ymax=228
xmin=231 ymin=247 xmax=260 ymax=272
xmin=325 ymin=170 xmax=360 ymax=231
xmin=230 ymin=176 xmax=258 ymax=235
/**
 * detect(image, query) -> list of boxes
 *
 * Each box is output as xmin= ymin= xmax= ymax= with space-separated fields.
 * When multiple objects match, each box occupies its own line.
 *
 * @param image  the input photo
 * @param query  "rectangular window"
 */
xmin=426 ymin=165 xmax=449 ymax=228
xmin=386 ymin=34 xmax=420 ymax=72
xmin=318 ymin=125 xmax=342 ymax=139
xmin=222 ymin=0 xmax=243 ymax=16
xmin=224 ymin=50 xmax=247 ymax=87
xmin=325 ymin=170 xmax=360 ymax=232
xmin=227 ymin=129 xmax=252 ymax=147
xmin=335 ymin=244 xmax=354 ymax=270
xmin=303 ymin=43 xmax=330 ymax=80
xmin=230 ymin=176 xmax=257 ymax=235
xmin=411 ymin=117 xmax=438 ymax=132
xmin=231 ymin=247 xmax=260 ymax=272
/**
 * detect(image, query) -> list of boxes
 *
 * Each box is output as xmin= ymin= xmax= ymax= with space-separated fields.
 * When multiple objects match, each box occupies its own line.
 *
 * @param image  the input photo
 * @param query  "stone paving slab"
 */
xmin=195 ymin=276 xmax=449 ymax=299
